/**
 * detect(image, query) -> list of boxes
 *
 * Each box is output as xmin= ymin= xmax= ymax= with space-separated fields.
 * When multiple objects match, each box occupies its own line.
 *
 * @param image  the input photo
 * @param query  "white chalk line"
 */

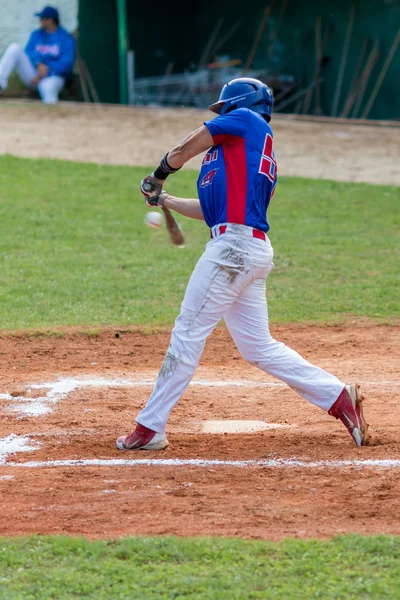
xmin=1 ymin=436 xmax=399 ymax=472
xmin=2 ymin=457 xmax=400 ymax=469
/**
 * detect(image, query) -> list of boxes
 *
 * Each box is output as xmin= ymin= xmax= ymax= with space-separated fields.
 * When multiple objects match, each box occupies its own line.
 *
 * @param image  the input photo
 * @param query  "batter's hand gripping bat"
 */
xmin=141 ymin=178 xmax=185 ymax=248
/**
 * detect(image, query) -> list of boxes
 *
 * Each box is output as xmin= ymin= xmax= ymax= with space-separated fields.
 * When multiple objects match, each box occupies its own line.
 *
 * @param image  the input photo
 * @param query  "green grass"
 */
xmin=0 ymin=535 xmax=399 ymax=599
xmin=0 ymin=155 xmax=398 ymax=329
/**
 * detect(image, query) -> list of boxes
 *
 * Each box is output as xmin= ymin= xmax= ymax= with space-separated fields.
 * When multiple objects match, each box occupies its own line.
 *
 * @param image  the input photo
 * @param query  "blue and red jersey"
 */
xmin=199 ymin=107 xmax=277 ymax=232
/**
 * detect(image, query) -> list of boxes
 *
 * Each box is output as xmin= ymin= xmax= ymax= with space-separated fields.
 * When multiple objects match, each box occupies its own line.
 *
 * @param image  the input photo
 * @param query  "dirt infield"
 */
xmin=0 ymin=100 xmax=399 ymax=185
xmin=0 ymin=323 xmax=399 ymax=540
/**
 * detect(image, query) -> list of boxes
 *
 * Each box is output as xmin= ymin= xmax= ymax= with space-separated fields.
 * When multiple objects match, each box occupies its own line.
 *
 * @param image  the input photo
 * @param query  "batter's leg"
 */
xmin=118 ymin=236 xmax=265 ymax=450
xmin=224 ymin=278 xmax=368 ymax=445
xmin=117 ymin=232 xmax=275 ymax=450
xmin=135 ymin=249 xmax=254 ymax=433
xmin=224 ymin=277 xmax=344 ymax=410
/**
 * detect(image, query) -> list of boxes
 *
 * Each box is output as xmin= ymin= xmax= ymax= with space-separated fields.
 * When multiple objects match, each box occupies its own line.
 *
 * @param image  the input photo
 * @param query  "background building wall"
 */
xmin=0 ymin=0 xmax=78 ymax=54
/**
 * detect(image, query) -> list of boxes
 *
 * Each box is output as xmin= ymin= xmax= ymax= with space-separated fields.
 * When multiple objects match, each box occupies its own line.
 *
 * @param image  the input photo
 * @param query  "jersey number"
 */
xmin=259 ymin=133 xmax=277 ymax=183
xmin=202 ymin=149 xmax=218 ymax=165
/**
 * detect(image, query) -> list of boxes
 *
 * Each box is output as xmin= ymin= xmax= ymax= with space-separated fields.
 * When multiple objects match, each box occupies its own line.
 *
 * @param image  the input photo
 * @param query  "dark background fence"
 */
xmin=78 ymin=0 xmax=400 ymax=120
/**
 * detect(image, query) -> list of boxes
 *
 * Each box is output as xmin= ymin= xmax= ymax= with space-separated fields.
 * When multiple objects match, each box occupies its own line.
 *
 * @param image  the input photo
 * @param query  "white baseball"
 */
xmin=145 ymin=211 xmax=163 ymax=229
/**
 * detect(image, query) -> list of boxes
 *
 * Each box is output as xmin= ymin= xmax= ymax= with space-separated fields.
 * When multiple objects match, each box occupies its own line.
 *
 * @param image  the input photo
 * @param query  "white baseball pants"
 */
xmin=137 ymin=223 xmax=345 ymax=433
xmin=0 ymin=43 xmax=65 ymax=104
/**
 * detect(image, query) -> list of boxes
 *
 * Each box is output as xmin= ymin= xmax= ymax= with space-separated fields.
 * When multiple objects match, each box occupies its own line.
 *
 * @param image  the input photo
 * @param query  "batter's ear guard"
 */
xmin=209 ymin=77 xmax=273 ymax=122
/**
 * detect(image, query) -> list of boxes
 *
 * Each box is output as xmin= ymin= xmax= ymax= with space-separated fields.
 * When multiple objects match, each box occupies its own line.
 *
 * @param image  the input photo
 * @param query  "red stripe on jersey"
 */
xmin=222 ymin=135 xmax=247 ymax=224
xmin=212 ymin=134 xmax=226 ymax=146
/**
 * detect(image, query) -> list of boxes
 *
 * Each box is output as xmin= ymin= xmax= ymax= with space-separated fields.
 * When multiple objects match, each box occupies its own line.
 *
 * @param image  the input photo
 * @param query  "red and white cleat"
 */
xmin=328 ymin=384 xmax=369 ymax=446
xmin=116 ymin=423 xmax=169 ymax=451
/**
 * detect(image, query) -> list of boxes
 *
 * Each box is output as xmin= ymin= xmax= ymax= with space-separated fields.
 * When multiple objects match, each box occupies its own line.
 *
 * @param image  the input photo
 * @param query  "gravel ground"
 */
xmin=0 ymin=100 xmax=399 ymax=185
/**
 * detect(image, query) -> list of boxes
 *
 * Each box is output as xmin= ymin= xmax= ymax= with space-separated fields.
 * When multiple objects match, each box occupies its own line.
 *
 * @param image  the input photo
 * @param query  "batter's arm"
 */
xmin=163 ymin=195 xmax=204 ymax=221
xmin=167 ymin=126 xmax=214 ymax=169
xmin=140 ymin=125 xmax=211 ymax=219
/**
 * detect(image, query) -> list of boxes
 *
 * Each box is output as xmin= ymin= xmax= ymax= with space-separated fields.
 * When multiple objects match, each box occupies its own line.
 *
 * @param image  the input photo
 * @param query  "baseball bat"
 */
xmin=161 ymin=205 xmax=185 ymax=248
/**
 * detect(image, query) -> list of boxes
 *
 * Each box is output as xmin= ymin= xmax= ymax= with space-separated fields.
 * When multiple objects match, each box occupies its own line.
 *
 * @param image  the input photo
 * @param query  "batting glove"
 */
xmin=140 ymin=175 xmax=168 ymax=207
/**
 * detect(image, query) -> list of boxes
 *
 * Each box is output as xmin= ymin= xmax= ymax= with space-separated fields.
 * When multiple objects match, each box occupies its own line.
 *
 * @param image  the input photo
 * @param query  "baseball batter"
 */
xmin=117 ymin=77 xmax=369 ymax=451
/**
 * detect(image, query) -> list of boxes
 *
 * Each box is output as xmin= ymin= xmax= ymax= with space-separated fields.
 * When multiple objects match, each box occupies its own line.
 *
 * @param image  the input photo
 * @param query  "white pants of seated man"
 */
xmin=0 ymin=43 xmax=64 ymax=104
xmin=137 ymin=223 xmax=345 ymax=433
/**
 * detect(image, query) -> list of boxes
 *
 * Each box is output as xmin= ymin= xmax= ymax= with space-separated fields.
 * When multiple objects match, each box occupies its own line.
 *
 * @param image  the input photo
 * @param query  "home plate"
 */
xmin=202 ymin=420 xmax=290 ymax=434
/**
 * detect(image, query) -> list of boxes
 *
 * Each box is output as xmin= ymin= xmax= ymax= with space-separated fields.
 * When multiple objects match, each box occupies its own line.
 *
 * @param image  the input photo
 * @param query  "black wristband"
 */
xmin=154 ymin=153 xmax=181 ymax=180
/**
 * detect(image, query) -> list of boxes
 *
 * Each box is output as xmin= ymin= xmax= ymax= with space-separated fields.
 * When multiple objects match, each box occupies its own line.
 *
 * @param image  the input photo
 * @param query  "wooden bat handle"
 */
xmin=161 ymin=206 xmax=185 ymax=247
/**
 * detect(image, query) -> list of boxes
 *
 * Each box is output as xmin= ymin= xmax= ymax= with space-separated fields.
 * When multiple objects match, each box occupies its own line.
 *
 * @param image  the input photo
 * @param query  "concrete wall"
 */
xmin=0 ymin=0 xmax=78 ymax=54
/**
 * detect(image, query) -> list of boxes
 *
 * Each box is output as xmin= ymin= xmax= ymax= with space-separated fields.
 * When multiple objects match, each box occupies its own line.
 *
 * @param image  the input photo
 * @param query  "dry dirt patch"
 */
xmin=0 ymin=100 xmax=399 ymax=185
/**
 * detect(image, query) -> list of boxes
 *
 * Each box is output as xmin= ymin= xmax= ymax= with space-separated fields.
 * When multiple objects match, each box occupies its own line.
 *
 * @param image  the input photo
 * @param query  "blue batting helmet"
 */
xmin=209 ymin=77 xmax=273 ymax=122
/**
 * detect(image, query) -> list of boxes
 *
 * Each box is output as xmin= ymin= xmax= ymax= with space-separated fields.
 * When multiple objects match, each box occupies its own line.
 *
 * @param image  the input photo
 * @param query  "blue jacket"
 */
xmin=25 ymin=26 xmax=76 ymax=79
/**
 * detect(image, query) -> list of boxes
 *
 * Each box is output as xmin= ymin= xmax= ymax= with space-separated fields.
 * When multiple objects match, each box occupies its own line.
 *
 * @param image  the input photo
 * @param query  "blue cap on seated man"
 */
xmin=34 ymin=6 xmax=59 ymax=20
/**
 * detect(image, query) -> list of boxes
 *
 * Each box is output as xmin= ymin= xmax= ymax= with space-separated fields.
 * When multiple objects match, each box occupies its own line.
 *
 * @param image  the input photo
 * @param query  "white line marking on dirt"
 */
xmin=1 ymin=376 xmax=399 ymax=418
xmin=0 ymin=435 xmax=41 ymax=465
xmin=3 ymin=458 xmax=400 ymax=469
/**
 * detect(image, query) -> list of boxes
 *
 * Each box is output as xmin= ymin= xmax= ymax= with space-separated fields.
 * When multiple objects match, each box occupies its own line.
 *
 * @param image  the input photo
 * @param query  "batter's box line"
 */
xmin=3 ymin=458 xmax=400 ymax=469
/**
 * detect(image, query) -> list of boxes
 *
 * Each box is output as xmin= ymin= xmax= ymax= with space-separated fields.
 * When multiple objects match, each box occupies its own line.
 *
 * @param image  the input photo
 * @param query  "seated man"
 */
xmin=0 ymin=5 xmax=76 ymax=104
